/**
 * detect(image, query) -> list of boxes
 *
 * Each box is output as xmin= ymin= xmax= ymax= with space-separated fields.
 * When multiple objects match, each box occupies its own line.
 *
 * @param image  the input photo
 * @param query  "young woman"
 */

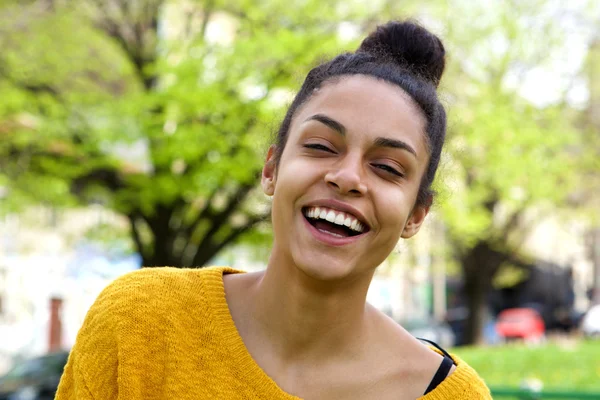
xmin=56 ymin=20 xmax=491 ymax=399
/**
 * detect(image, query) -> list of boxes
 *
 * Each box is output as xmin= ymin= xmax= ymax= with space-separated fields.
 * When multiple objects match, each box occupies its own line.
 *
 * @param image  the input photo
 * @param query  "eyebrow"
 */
xmin=373 ymin=137 xmax=417 ymax=158
xmin=305 ymin=114 xmax=346 ymax=135
xmin=305 ymin=113 xmax=417 ymax=158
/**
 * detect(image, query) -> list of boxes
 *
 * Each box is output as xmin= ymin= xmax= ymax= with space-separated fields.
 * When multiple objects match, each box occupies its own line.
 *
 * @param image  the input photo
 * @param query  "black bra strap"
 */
xmin=417 ymin=338 xmax=456 ymax=395
xmin=417 ymin=338 xmax=453 ymax=360
xmin=423 ymin=355 xmax=454 ymax=395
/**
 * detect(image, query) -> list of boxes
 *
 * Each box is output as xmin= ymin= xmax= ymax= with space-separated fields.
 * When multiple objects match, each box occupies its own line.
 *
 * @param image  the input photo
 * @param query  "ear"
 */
xmin=401 ymin=204 xmax=430 ymax=239
xmin=261 ymin=145 xmax=277 ymax=196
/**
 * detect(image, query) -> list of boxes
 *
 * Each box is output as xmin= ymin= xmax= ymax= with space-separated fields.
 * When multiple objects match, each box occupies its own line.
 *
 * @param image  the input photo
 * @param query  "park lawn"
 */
xmin=453 ymin=340 xmax=600 ymax=391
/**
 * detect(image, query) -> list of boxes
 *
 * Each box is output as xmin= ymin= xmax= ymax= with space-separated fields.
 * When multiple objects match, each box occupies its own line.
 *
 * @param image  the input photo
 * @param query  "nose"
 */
xmin=324 ymin=154 xmax=368 ymax=196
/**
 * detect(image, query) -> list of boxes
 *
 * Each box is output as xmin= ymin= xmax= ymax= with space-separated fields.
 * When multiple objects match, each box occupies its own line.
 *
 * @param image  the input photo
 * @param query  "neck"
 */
xmin=250 ymin=248 xmax=376 ymax=364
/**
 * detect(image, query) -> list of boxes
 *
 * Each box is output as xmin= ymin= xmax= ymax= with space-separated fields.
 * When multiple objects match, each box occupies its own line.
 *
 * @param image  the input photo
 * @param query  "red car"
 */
xmin=495 ymin=308 xmax=545 ymax=343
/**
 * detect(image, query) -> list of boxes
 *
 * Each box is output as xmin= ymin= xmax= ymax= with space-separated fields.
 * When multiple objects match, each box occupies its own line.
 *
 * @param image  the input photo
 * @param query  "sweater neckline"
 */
xmin=202 ymin=267 xmax=481 ymax=400
xmin=204 ymin=266 xmax=301 ymax=399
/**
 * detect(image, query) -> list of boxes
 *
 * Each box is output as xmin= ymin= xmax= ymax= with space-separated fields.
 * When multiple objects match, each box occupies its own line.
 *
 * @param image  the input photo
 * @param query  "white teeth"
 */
xmin=325 ymin=210 xmax=336 ymax=222
xmin=305 ymin=206 xmax=366 ymax=234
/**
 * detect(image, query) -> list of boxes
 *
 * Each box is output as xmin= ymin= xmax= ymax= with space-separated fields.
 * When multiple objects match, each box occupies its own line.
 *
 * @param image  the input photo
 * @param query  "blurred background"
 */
xmin=0 ymin=0 xmax=599 ymax=398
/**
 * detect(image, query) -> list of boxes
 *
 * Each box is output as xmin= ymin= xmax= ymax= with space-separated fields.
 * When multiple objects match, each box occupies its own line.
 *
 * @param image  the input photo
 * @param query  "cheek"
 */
xmin=276 ymin=150 xmax=323 ymax=191
xmin=375 ymin=190 xmax=412 ymax=232
xmin=271 ymin=158 xmax=314 ymax=218
xmin=273 ymin=160 xmax=301 ymax=197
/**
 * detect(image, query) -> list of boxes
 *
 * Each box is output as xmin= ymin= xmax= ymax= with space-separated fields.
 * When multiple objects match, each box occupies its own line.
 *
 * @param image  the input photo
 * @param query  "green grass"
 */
xmin=453 ymin=340 xmax=600 ymax=391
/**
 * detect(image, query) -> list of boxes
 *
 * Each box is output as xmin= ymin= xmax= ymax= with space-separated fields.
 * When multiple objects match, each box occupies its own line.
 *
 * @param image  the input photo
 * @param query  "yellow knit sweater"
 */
xmin=56 ymin=266 xmax=491 ymax=399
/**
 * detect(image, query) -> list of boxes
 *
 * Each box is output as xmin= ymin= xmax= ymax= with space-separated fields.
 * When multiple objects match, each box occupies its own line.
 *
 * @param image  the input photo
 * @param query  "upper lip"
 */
xmin=303 ymin=199 xmax=370 ymax=230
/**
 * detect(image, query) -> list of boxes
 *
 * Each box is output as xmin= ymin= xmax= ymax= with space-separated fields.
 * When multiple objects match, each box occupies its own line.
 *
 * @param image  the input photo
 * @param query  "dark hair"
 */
xmin=273 ymin=20 xmax=447 ymax=208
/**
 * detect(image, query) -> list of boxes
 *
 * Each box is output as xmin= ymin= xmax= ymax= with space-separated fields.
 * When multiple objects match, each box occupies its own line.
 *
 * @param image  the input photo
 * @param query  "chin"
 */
xmin=293 ymin=251 xmax=362 ymax=283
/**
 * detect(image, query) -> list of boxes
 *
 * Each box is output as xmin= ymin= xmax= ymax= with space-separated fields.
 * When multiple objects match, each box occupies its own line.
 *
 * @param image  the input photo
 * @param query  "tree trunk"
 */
xmin=463 ymin=265 xmax=489 ymax=345
xmin=586 ymin=38 xmax=600 ymax=304
xmin=591 ymin=228 xmax=600 ymax=304
xmin=460 ymin=240 xmax=507 ymax=344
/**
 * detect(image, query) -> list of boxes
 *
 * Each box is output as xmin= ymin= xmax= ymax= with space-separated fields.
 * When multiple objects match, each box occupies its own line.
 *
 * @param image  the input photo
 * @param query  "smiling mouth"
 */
xmin=302 ymin=206 xmax=369 ymax=238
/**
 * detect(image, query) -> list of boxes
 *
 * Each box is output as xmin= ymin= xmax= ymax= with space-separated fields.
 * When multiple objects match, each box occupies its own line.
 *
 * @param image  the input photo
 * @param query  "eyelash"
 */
xmin=304 ymin=143 xmax=335 ymax=153
xmin=304 ymin=144 xmax=404 ymax=178
xmin=372 ymin=164 xmax=403 ymax=177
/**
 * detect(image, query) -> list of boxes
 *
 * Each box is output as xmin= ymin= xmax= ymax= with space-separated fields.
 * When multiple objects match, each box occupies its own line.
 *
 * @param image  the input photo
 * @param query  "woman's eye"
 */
xmin=373 ymin=164 xmax=403 ymax=177
xmin=304 ymin=143 xmax=335 ymax=153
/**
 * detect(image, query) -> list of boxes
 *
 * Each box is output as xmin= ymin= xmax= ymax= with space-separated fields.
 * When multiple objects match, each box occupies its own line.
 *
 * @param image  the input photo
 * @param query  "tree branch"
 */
xmin=181 ymin=189 xmax=218 ymax=236
xmin=199 ymin=0 xmax=215 ymax=41
xmin=85 ymin=0 xmax=161 ymax=90
xmin=0 ymin=61 xmax=64 ymax=102
xmin=499 ymin=207 xmax=524 ymax=239
xmin=71 ymin=166 xmax=125 ymax=195
xmin=128 ymin=212 xmax=145 ymax=257
xmin=190 ymin=181 xmax=257 ymax=250
xmin=190 ymin=213 xmax=268 ymax=267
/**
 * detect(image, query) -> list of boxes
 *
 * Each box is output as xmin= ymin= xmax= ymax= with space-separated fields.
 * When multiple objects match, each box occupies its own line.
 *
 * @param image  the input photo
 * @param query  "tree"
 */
xmin=430 ymin=0 xmax=590 ymax=343
xmin=0 ymin=0 xmax=350 ymax=266
xmin=2 ymin=0 xmax=594 ymax=344
xmin=359 ymin=0 xmax=590 ymax=344
xmin=581 ymin=30 xmax=600 ymax=304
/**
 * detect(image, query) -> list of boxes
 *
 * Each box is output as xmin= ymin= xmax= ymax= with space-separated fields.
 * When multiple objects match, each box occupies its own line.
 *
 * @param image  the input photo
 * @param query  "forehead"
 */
xmin=292 ymin=75 xmax=428 ymax=156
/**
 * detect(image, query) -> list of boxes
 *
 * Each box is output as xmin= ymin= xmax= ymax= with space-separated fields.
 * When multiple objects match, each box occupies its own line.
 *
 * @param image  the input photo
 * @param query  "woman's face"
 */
xmin=262 ymin=75 xmax=430 ymax=282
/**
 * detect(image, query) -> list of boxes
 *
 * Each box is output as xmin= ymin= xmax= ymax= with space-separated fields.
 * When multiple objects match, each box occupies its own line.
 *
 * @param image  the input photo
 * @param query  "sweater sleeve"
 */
xmin=56 ymin=268 xmax=173 ymax=400
xmin=55 ymin=277 xmax=123 ymax=400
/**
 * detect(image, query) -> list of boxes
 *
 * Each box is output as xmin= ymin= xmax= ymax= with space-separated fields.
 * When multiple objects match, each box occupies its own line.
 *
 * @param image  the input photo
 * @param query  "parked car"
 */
xmin=0 ymin=351 xmax=69 ymax=400
xmin=581 ymin=304 xmax=600 ymax=338
xmin=402 ymin=318 xmax=456 ymax=349
xmin=495 ymin=308 xmax=545 ymax=343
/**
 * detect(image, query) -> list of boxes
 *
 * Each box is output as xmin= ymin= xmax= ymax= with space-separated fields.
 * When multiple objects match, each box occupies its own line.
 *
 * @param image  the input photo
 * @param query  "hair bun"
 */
xmin=358 ymin=20 xmax=446 ymax=87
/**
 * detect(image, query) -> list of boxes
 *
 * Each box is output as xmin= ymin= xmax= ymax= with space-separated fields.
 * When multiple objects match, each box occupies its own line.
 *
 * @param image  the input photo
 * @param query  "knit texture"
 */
xmin=56 ymin=266 xmax=491 ymax=399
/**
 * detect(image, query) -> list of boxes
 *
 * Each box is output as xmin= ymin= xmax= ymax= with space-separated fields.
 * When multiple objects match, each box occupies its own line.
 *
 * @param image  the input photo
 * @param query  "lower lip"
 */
xmin=302 ymin=215 xmax=366 ymax=247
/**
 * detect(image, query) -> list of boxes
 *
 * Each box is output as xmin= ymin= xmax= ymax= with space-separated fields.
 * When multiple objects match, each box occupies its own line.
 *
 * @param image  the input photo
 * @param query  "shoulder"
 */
xmin=418 ymin=351 xmax=491 ymax=399
xmin=96 ymin=266 xmax=235 ymax=303
xmin=366 ymin=310 xmax=457 ymax=398
xmin=59 ymin=266 xmax=242 ymax=397
xmin=69 ymin=267 xmax=239 ymax=364
xmin=85 ymin=266 xmax=240 ymax=328
xmin=370 ymin=313 xmax=490 ymax=400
